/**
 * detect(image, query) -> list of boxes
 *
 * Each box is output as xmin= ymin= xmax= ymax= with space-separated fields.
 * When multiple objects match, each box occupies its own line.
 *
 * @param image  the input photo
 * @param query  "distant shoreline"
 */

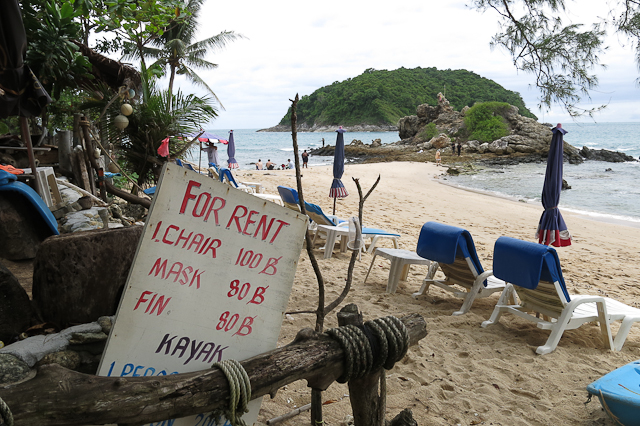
xmin=257 ymin=123 xmax=398 ymax=133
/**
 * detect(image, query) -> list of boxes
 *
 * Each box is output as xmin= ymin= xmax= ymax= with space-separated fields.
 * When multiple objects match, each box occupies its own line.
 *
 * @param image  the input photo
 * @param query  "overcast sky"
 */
xmin=166 ymin=0 xmax=640 ymax=130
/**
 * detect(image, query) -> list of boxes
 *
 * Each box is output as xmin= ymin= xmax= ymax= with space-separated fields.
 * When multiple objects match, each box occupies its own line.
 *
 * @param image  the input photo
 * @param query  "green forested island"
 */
xmin=278 ymin=67 xmax=536 ymax=128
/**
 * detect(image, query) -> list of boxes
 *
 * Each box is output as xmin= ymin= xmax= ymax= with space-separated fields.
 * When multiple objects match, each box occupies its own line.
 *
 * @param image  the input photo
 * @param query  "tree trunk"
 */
xmin=0 ymin=314 xmax=427 ymax=426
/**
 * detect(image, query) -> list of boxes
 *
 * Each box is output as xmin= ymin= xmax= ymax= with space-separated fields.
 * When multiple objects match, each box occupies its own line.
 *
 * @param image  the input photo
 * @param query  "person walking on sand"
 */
xmin=457 ymin=143 xmax=461 ymax=156
xmin=435 ymin=149 xmax=441 ymax=166
xmin=256 ymin=159 xmax=263 ymax=170
xmin=266 ymin=159 xmax=275 ymax=170
xmin=451 ymin=141 xmax=456 ymax=154
xmin=301 ymin=150 xmax=309 ymax=168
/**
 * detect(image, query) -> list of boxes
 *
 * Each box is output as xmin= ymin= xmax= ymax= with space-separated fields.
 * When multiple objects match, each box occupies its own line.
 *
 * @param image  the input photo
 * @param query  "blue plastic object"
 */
xmin=587 ymin=360 xmax=640 ymax=426
xmin=0 ymin=170 xmax=59 ymax=235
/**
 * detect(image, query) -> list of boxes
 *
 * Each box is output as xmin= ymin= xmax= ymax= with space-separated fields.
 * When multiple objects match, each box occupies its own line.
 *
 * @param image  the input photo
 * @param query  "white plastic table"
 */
xmin=364 ymin=248 xmax=431 ymax=293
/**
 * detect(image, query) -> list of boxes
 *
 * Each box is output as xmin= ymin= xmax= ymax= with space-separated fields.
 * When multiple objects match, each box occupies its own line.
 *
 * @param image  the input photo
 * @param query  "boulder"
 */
xmin=370 ymin=138 xmax=382 ymax=148
xmin=0 ymin=193 xmax=57 ymax=260
xmin=0 ymin=263 xmax=36 ymax=344
xmin=350 ymin=139 xmax=364 ymax=146
xmin=32 ymin=226 xmax=143 ymax=328
xmin=429 ymin=134 xmax=452 ymax=149
xmin=579 ymin=146 xmax=637 ymax=163
xmin=466 ymin=140 xmax=480 ymax=153
xmin=0 ymin=353 xmax=31 ymax=385
xmin=398 ymin=115 xmax=427 ymax=140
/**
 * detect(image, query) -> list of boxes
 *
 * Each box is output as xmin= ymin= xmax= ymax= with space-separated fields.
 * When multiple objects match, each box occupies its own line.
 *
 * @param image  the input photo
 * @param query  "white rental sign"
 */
xmin=97 ymin=163 xmax=308 ymax=426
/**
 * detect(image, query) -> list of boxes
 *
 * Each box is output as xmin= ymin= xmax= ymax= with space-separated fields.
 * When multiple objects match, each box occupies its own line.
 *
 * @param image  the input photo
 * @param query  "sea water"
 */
xmin=186 ymin=123 xmax=640 ymax=224
xmin=443 ymin=122 xmax=640 ymax=224
xmin=186 ymin=129 xmax=400 ymax=169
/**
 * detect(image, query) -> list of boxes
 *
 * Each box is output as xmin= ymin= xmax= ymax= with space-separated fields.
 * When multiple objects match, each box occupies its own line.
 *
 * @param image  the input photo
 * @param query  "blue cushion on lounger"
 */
xmin=416 ymin=222 xmax=482 ymax=269
xmin=493 ymin=236 xmax=570 ymax=301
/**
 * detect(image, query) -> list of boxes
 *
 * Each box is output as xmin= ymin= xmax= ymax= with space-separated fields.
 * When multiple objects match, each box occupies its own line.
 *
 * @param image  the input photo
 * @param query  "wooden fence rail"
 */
xmin=0 ymin=314 xmax=427 ymax=426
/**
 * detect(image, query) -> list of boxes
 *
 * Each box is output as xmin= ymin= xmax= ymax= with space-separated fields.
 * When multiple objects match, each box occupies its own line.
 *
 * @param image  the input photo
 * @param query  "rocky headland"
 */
xmin=258 ymin=123 xmax=398 ymax=133
xmin=309 ymin=94 xmax=636 ymax=166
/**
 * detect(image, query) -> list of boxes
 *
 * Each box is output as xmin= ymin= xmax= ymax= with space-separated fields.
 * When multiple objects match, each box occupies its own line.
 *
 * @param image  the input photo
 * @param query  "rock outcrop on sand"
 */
xmin=396 ymin=93 xmax=586 ymax=164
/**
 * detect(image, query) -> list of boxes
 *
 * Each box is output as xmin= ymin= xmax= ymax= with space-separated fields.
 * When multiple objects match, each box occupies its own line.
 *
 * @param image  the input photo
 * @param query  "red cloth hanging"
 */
xmin=157 ymin=138 xmax=170 ymax=157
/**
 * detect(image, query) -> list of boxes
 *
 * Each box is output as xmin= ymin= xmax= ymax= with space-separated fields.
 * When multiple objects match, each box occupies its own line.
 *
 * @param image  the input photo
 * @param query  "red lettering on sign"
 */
xmin=269 ymin=220 xmax=290 ymax=244
xmin=179 ymin=180 xmax=201 ymax=214
xmin=242 ymin=210 xmax=259 ymax=236
xmin=149 ymin=258 xmax=168 ymax=278
xmin=162 ymin=224 xmax=179 ymax=245
xmin=193 ymin=192 xmax=212 ymax=217
xmin=166 ymin=261 xmax=184 ymax=282
xmin=134 ymin=290 xmax=172 ymax=315
xmin=233 ymin=317 xmax=255 ymax=336
xmin=151 ymin=221 xmax=162 ymax=241
xmin=259 ymin=257 xmax=281 ymax=275
xmin=134 ymin=290 xmax=153 ymax=311
xmin=248 ymin=286 xmax=268 ymax=305
xmin=202 ymin=238 xmax=221 ymax=258
xmin=187 ymin=233 xmax=204 ymax=252
xmin=174 ymin=229 xmax=193 ymax=249
xmin=204 ymin=197 xmax=225 ymax=224
xmin=253 ymin=216 xmax=274 ymax=241
xmin=226 ymin=205 xmax=248 ymax=232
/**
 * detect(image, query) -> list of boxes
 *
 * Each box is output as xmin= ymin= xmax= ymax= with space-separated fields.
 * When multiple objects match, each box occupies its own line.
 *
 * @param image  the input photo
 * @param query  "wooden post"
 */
xmin=79 ymin=119 xmax=96 ymax=196
xmin=19 ymin=117 xmax=40 ymax=194
xmin=337 ymin=304 xmax=385 ymax=426
xmin=75 ymin=147 xmax=91 ymax=192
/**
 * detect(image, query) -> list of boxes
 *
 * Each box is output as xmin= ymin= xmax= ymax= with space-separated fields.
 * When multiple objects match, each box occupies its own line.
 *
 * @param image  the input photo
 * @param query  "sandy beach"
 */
xmin=227 ymin=161 xmax=640 ymax=426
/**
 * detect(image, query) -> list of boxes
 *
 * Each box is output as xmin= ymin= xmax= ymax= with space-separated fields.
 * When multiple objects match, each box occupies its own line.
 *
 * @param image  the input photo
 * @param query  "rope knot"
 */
xmin=325 ymin=315 xmax=409 ymax=383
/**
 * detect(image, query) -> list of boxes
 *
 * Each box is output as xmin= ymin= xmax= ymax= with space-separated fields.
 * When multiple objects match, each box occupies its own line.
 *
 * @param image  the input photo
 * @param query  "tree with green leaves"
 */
xmin=125 ymin=0 xmax=244 ymax=103
xmin=470 ymin=0 xmax=640 ymax=117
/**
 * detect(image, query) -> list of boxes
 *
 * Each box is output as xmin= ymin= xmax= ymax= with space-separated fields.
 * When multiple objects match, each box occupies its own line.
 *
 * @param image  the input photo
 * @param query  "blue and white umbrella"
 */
xmin=227 ymin=130 xmax=239 ymax=169
xmin=329 ymin=126 xmax=348 ymax=213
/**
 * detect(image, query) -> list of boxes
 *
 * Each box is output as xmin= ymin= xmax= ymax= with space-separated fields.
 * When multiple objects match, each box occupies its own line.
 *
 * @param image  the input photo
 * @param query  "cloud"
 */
xmin=173 ymin=0 xmax=640 ymax=129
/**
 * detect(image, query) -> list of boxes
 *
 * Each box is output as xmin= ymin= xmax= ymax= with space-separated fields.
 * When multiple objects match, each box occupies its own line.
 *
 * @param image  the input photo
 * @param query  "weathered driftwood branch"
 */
xmin=0 ymin=314 xmax=426 ymax=426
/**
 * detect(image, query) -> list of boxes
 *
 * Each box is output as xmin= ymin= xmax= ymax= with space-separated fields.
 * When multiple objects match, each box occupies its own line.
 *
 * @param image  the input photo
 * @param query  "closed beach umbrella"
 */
xmin=227 ymin=130 xmax=239 ymax=169
xmin=330 ymin=126 xmax=349 ymax=214
xmin=536 ymin=124 xmax=572 ymax=247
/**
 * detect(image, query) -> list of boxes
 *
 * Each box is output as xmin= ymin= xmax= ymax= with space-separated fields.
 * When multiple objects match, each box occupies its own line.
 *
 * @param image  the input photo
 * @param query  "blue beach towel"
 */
xmin=493 ymin=236 xmax=570 ymax=301
xmin=416 ymin=222 xmax=483 ymax=273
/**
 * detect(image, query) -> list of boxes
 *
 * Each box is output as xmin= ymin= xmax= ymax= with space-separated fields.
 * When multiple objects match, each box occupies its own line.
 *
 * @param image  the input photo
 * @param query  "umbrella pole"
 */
xmin=199 ymin=141 xmax=202 ymax=172
xmin=333 ymin=196 xmax=336 ymax=215
xmin=20 ymin=116 xmax=40 ymax=195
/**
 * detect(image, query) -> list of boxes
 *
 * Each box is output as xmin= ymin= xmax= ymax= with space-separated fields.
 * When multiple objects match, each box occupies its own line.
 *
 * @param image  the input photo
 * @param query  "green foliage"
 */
xmin=418 ymin=123 xmax=439 ymax=141
xmin=470 ymin=0 xmax=608 ymax=117
xmin=127 ymin=0 xmax=244 ymax=102
xmin=22 ymin=0 xmax=93 ymax=99
xmin=111 ymin=77 xmax=217 ymax=186
xmin=464 ymin=102 xmax=511 ymax=143
xmin=278 ymin=67 xmax=536 ymax=128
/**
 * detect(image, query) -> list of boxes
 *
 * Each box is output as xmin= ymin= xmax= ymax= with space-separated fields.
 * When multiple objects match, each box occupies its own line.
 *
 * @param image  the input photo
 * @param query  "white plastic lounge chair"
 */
xmin=412 ymin=222 xmax=505 ymax=316
xmin=277 ymin=186 xmax=400 ymax=257
xmin=482 ymin=236 xmax=640 ymax=354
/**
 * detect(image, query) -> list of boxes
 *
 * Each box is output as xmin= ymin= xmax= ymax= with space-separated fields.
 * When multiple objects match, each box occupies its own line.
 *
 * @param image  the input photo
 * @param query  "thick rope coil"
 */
xmin=211 ymin=359 xmax=251 ymax=426
xmin=0 ymin=396 xmax=14 ymax=426
xmin=325 ymin=315 xmax=409 ymax=383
